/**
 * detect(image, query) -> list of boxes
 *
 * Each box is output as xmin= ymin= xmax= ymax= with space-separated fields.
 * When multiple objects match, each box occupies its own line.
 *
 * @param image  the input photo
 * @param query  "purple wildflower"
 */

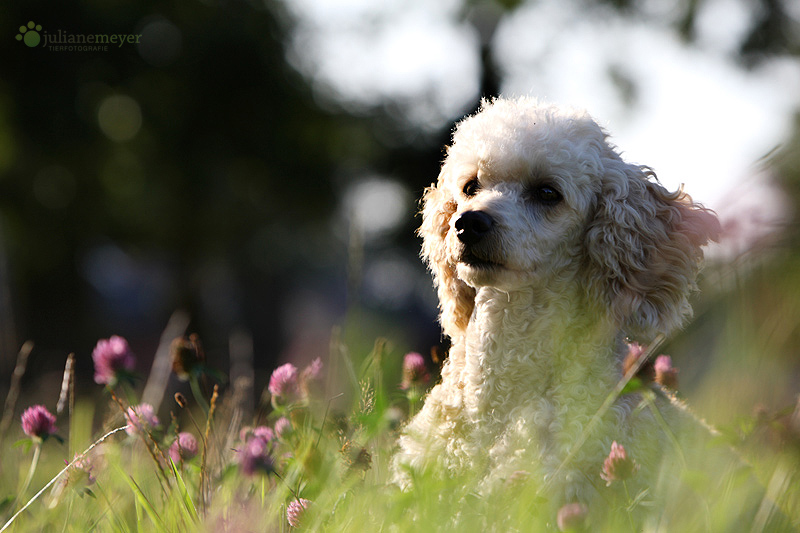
xmin=240 ymin=425 xmax=275 ymax=444
xmin=125 ymin=403 xmax=160 ymax=436
xmin=269 ymin=363 xmax=299 ymax=405
xmin=169 ymin=432 xmax=199 ymax=464
xmin=66 ymin=452 xmax=96 ymax=486
xmin=622 ymin=342 xmax=648 ymax=375
xmin=622 ymin=341 xmax=662 ymax=387
xmin=274 ymin=417 xmax=292 ymax=439
xmin=626 ymin=342 xmax=645 ymax=361
xmin=601 ymin=441 xmax=639 ymax=486
xmin=557 ymin=502 xmax=589 ymax=531
xmin=92 ymin=335 xmax=135 ymax=386
xmin=51 ymin=451 xmax=99 ymax=505
xmin=286 ymin=498 xmax=312 ymax=528
xmin=21 ymin=405 xmax=57 ymax=440
xmin=654 ymin=355 xmax=679 ymax=389
xmin=238 ymin=435 xmax=274 ymax=476
xmin=299 ymin=357 xmax=324 ymax=399
xmin=301 ymin=357 xmax=323 ymax=382
xmin=253 ymin=425 xmax=275 ymax=442
xmin=400 ymin=352 xmax=430 ymax=390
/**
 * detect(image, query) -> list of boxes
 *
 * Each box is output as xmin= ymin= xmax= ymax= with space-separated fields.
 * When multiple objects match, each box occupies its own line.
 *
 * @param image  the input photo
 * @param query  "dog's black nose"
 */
xmin=455 ymin=210 xmax=493 ymax=245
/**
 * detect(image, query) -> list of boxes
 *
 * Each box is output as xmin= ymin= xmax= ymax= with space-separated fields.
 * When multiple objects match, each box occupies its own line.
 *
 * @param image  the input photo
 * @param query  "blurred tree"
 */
xmin=0 ymin=0 xmax=406 ymax=372
xmin=0 ymin=0 xmax=798 ymax=386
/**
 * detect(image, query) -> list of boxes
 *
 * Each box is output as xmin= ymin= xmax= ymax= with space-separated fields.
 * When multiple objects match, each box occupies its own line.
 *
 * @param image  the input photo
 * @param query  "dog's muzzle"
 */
xmin=455 ymin=210 xmax=494 ymax=246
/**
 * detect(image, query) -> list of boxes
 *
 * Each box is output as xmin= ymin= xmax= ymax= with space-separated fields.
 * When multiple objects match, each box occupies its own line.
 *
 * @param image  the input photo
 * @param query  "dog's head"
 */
xmin=420 ymin=97 xmax=720 ymax=340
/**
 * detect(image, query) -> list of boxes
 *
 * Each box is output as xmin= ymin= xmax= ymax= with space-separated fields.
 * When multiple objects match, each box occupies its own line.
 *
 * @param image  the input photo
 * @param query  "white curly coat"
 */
xmin=394 ymin=97 xmax=720 ymax=507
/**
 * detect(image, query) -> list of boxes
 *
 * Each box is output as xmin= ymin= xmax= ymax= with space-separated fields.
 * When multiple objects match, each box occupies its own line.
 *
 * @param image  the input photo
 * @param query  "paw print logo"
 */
xmin=16 ymin=21 xmax=43 ymax=47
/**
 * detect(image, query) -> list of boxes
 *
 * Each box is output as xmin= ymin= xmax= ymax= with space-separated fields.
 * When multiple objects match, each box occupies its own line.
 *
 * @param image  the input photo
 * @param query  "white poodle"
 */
xmin=394 ymin=97 xmax=721 ymax=513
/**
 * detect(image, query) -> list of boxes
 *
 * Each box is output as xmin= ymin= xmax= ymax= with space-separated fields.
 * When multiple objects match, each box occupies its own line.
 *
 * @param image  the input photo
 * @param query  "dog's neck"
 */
xmin=457 ymin=284 xmax=623 ymax=416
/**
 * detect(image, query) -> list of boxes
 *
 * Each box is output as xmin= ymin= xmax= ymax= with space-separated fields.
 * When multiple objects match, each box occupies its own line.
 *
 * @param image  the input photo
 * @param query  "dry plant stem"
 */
xmin=141 ymin=310 xmax=191 ymax=412
xmin=0 ymin=426 xmax=128 ymax=533
xmin=199 ymin=385 xmax=219 ymax=514
xmin=56 ymin=354 xmax=75 ymax=416
xmin=56 ymin=354 xmax=76 ymax=456
xmin=315 ymin=393 xmax=344 ymax=452
xmin=176 ymin=394 xmax=206 ymax=442
xmin=272 ymin=470 xmax=299 ymax=501
xmin=108 ymin=387 xmax=170 ymax=484
xmin=0 ymin=341 xmax=33 ymax=439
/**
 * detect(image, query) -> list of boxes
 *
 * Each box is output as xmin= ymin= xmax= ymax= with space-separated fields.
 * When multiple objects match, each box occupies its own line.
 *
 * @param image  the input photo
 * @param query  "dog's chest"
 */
xmin=462 ymin=292 xmax=562 ymax=413
xmin=456 ymin=289 xmax=623 ymax=475
xmin=461 ymin=313 xmax=563 ymax=453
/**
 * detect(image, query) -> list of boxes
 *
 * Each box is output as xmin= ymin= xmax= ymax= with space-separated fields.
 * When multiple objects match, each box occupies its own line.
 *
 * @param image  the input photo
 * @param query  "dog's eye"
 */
xmin=463 ymin=178 xmax=480 ymax=197
xmin=530 ymin=185 xmax=563 ymax=206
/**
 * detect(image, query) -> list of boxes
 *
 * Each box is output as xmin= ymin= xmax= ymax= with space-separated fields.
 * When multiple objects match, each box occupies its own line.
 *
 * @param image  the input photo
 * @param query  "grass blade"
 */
xmin=168 ymin=459 xmax=199 ymax=524
xmin=116 ymin=467 xmax=166 ymax=532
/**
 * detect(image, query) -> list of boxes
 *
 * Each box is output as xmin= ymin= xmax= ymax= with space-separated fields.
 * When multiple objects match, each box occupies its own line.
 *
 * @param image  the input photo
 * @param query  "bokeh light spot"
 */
xmin=97 ymin=94 xmax=143 ymax=142
xmin=137 ymin=17 xmax=182 ymax=67
xmin=344 ymin=178 xmax=410 ymax=240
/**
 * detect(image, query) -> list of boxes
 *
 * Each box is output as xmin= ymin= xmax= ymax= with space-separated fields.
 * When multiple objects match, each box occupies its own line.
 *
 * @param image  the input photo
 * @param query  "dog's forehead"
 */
xmin=447 ymin=102 xmax=608 ymax=190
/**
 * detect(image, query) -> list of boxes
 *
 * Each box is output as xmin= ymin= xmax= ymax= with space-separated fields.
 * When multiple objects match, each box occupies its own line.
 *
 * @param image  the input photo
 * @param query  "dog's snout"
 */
xmin=455 ymin=211 xmax=494 ymax=245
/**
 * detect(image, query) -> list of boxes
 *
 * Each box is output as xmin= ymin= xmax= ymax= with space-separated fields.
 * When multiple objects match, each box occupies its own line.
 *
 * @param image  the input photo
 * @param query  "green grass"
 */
xmin=1 ymin=268 xmax=800 ymax=532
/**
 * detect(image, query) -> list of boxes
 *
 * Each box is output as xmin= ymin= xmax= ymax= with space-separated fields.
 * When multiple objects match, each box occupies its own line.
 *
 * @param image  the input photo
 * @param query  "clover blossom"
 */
xmin=253 ymin=425 xmax=275 ymax=442
xmin=49 ymin=451 xmax=100 ymax=508
xmin=622 ymin=341 xmax=653 ymax=380
xmin=299 ymin=357 xmax=324 ymax=399
xmin=169 ymin=432 xmax=199 ymax=464
xmin=92 ymin=335 xmax=135 ymax=386
xmin=238 ymin=434 xmax=274 ymax=476
xmin=557 ymin=502 xmax=589 ymax=531
xmin=400 ymin=352 xmax=430 ymax=390
xmin=269 ymin=363 xmax=299 ymax=405
xmin=21 ymin=405 xmax=57 ymax=440
xmin=286 ymin=498 xmax=312 ymax=528
xmin=626 ymin=342 xmax=645 ymax=362
xmin=601 ymin=441 xmax=638 ymax=486
xmin=654 ymin=355 xmax=679 ymax=389
xmin=124 ymin=403 xmax=160 ymax=436
xmin=66 ymin=452 xmax=97 ymax=486
xmin=240 ymin=425 xmax=275 ymax=444
xmin=274 ymin=417 xmax=292 ymax=439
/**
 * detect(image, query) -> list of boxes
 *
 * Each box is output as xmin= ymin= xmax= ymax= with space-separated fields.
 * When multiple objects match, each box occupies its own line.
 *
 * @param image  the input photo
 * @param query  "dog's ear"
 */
xmin=584 ymin=164 xmax=720 ymax=338
xmin=419 ymin=173 xmax=475 ymax=339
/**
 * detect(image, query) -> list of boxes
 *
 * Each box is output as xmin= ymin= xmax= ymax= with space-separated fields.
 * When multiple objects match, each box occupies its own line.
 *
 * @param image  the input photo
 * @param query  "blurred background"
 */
xmin=1 ymin=0 xmax=799 ymax=424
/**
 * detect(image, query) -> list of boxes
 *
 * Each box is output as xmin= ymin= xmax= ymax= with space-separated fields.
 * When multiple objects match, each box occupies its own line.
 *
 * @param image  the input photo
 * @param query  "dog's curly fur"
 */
xmin=393 ymin=97 xmax=721 ymax=509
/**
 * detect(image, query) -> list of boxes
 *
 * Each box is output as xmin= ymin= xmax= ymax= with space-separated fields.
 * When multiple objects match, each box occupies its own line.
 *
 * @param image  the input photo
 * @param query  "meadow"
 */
xmin=1 ymin=253 xmax=799 ymax=532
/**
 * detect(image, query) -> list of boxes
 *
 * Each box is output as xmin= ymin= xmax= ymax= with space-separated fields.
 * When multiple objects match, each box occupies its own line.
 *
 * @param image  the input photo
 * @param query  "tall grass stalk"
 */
xmin=0 ymin=426 xmax=128 ymax=532
xmin=12 ymin=441 xmax=41 ymax=513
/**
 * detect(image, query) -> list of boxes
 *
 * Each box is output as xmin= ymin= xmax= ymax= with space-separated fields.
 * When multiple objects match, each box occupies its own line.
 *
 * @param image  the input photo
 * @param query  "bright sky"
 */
xmin=284 ymin=0 xmax=479 ymax=128
xmin=283 ymin=0 xmax=800 ymax=248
